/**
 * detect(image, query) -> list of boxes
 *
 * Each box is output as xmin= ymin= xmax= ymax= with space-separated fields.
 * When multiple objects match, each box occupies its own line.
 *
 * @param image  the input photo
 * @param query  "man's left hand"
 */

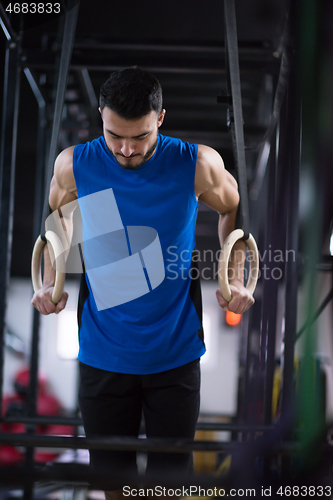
xmin=216 ymin=279 xmax=255 ymax=314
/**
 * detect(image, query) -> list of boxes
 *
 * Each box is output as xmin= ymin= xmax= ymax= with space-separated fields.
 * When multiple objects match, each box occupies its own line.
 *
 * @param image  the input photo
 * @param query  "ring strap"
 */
xmin=40 ymin=0 xmax=80 ymax=239
xmin=223 ymin=0 xmax=250 ymax=239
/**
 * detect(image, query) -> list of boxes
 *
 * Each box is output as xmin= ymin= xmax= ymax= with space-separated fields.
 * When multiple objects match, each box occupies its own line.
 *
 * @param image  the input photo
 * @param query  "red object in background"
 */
xmin=0 ymin=369 xmax=75 ymax=465
xmin=14 ymin=368 xmax=48 ymax=395
xmin=0 ymin=446 xmax=23 ymax=466
xmin=44 ymin=424 xmax=75 ymax=435
xmin=37 ymin=392 xmax=62 ymax=416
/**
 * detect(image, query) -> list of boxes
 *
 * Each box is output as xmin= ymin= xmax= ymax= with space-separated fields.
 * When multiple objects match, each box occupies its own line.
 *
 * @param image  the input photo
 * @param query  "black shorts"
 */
xmin=78 ymin=359 xmax=200 ymax=485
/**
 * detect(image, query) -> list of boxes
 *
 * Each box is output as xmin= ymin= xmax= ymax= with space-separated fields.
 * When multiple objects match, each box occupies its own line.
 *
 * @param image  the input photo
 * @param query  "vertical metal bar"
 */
xmin=239 ymin=305 xmax=257 ymax=439
xmin=23 ymin=71 xmax=47 ymax=500
xmin=280 ymin=58 xmax=301 ymax=421
xmin=0 ymin=38 xmax=21 ymax=420
xmin=223 ymin=0 xmax=250 ymax=237
xmin=223 ymin=0 xmax=255 ymax=436
xmin=24 ymin=69 xmax=46 ymax=419
xmin=258 ymin=142 xmax=274 ymax=373
xmin=261 ymin=133 xmax=279 ymax=426
xmin=33 ymin=102 xmax=47 ymax=237
xmin=40 ymin=0 xmax=80 ymax=237
xmin=275 ymin=47 xmax=301 ymax=478
xmin=235 ymin=308 xmax=250 ymax=430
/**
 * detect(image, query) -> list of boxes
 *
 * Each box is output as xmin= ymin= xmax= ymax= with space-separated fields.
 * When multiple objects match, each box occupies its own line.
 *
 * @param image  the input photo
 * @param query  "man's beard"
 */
xmin=107 ymin=136 xmax=158 ymax=170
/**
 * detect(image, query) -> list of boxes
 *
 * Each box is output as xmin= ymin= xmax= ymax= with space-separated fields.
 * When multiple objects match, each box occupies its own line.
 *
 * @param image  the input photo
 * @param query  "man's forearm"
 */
xmin=218 ymin=211 xmax=246 ymax=284
xmin=44 ymin=204 xmax=75 ymax=277
xmin=43 ymin=244 xmax=56 ymax=286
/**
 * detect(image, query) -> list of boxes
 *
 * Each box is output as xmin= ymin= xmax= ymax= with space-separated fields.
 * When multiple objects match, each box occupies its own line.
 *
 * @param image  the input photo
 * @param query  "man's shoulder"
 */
xmin=194 ymin=145 xmax=225 ymax=197
xmin=50 ymin=146 xmax=77 ymax=198
xmin=55 ymin=139 xmax=101 ymax=170
xmin=159 ymin=134 xmax=198 ymax=159
xmin=74 ymin=136 xmax=104 ymax=155
xmin=54 ymin=146 xmax=76 ymax=187
xmin=55 ymin=146 xmax=75 ymax=168
xmin=160 ymin=133 xmax=193 ymax=146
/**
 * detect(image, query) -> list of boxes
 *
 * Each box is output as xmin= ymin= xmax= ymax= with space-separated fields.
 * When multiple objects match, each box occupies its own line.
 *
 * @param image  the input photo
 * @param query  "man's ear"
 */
xmin=158 ymin=109 xmax=166 ymax=128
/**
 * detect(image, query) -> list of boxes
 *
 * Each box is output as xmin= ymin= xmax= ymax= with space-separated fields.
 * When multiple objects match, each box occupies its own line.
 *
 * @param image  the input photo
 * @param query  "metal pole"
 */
xmin=0 ymin=413 xmax=275 ymax=432
xmin=223 ymin=0 xmax=250 ymax=237
xmin=239 ymin=305 xmax=257 ymax=432
xmin=262 ymin=132 xmax=279 ymax=426
xmin=25 ymin=69 xmax=46 ymax=409
xmin=280 ymin=50 xmax=301 ymax=422
xmin=39 ymin=0 xmax=80 ymax=238
xmin=22 ymin=69 xmax=47 ymax=422
xmin=23 ymin=67 xmax=47 ymax=500
xmin=0 ymin=36 xmax=21 ymax=420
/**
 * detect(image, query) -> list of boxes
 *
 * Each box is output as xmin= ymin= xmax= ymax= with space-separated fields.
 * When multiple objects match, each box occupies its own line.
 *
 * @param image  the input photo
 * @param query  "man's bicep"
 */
xmin=49 ymin=147 xmax=77 ymax=210
xmin=199 ymin=174 xmax=239 ymax=214
xmin=49 ymin=176 xmax=76 ymax=211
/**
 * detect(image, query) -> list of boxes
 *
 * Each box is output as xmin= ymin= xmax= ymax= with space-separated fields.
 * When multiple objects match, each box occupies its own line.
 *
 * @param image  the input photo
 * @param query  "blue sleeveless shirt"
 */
xmin=73 ymin=134 xmax=205 ymax=374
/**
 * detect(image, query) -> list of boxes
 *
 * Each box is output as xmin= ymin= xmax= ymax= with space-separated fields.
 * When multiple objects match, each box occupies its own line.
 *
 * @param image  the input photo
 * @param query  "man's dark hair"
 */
xmin=99 ymin=67 xmax=163 ymax=119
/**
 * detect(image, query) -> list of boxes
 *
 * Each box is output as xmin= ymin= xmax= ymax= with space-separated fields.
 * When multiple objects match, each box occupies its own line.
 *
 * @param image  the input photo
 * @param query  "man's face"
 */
xmin=100 ymin=107 xmax=166 ymax=170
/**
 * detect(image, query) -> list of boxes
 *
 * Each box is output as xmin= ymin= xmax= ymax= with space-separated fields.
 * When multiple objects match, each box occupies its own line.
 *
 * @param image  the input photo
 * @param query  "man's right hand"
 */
xmin=31 ymin=284 xmax=68 ymax=315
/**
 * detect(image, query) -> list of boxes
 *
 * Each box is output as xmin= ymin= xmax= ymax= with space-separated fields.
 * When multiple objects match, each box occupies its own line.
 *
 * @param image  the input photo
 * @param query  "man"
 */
xmin=32 ymin=67 xmax=254 ymax=496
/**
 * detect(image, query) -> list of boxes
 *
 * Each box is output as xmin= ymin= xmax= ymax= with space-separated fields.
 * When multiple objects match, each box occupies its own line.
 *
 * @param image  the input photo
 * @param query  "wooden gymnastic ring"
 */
xmin=31 ymin=230 xmax=66 ymax=304
xmin=218 ymin=229 xmax=259 ymax=303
